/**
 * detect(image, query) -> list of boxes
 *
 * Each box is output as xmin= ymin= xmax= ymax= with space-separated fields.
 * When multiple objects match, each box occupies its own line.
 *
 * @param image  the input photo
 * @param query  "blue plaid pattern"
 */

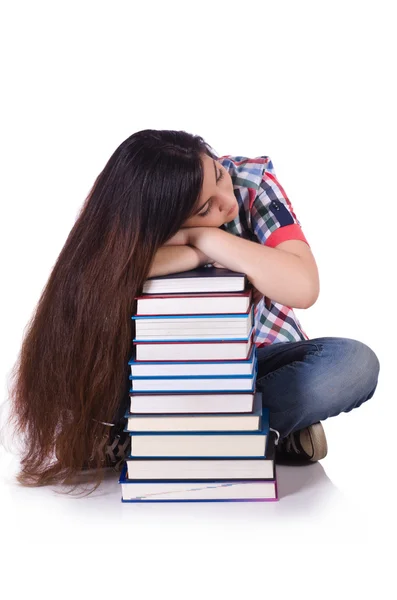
xmin=218 ymin=155 xmax=310 ymax=346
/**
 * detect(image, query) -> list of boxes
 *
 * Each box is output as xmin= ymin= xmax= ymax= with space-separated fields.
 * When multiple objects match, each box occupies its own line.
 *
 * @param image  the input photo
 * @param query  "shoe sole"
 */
xmin=300 ymin=422 xmax=328 ymax=461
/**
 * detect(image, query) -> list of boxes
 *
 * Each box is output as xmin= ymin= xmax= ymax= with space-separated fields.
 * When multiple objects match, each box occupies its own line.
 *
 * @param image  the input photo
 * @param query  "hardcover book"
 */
xmin=119 ymin=470 xmax=278 ymax=502
xmin=133 ymin=331 xmax=254 ymax=361
xmin=141 ymin=265 xmax=247 ymax=295
xmin=132 ymin=306 xmax=254 ymax=341
xmin=135 ymin=289 xmax=252 ymax=315
xmin=128 ymin=392 xmax=255 ymax=414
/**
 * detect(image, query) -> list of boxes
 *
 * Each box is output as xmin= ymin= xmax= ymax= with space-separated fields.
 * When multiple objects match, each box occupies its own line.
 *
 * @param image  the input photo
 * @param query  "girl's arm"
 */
xmin=184 ymin=227 xmax=319 ymax=310
xmin=147 ymin=244 xmax=213 ymax=279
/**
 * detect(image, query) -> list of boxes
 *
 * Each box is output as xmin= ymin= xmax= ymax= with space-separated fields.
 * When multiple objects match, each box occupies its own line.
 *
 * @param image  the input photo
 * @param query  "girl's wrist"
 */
xmin=187 ymin=226 xmax=216 ymax=249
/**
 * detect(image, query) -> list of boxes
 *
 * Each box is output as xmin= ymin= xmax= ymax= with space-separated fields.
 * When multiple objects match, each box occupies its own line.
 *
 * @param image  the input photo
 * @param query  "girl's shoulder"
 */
xmin=217 ymin=154 xmax=276 ymax=190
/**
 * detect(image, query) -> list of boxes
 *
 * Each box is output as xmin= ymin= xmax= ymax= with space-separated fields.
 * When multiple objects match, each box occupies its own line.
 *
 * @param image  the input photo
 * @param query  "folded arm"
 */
xmin=186 ymin=227 xmax=320 ymax=309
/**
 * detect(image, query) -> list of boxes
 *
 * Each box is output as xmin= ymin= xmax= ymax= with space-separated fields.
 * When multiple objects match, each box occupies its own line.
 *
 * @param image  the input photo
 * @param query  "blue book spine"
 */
xmin=132 ymin=308 xmax=254 ymax=342
xmin=118 ymin=465 xmax=278 ymax=502
xmin=124 ymin=391 xmax=262 ymax=420
xmin=124 ymin=406 xmax=269 ymax=437
xmin=129 ymin=373 xmax=255 ymax=380
xmin=128 ymin=344 xmax=256 ymax=366
xmin=132 ymin=310 xmax=252 ymax=320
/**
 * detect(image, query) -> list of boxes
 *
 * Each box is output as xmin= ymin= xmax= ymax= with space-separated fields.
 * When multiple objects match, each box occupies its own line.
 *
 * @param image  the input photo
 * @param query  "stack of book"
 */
xmin=119 ymin=265 xmax=279 ymax=503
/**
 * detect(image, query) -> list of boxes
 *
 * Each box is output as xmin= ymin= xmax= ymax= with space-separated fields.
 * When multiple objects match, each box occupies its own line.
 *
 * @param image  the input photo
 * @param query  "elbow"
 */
xmin=302 ymin=293 xmax=318 ymax=309
xmin=301 ymin=279 xmax=320 ymax=309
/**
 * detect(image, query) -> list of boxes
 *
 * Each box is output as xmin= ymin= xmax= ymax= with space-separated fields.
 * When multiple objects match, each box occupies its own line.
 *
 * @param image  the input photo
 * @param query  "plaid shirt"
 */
xmin=218 ymin=154 xmax=310 ymax=346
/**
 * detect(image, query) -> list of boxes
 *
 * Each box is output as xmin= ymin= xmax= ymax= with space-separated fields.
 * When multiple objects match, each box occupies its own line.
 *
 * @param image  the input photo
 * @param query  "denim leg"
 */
xmin=255 ymin=337 xmax=380 ymax=438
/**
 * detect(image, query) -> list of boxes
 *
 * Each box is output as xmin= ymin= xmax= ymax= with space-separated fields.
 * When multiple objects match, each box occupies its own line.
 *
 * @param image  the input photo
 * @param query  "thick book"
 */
xmin=135 ymin=289 xmax=252 ymax=315
xmin=142 ymin=265 xmax=247 ymax=295
xmin=119 ymin=468 xmax=278 ymax=502
xmin=128 ymin=357 xmax=257 ymax=393
xmin=125 ymin=389 xmax=262 ymax=432
xmin=132 ymin=306 xmax=254 ymax=341
xmin=133 ymin=328 xmax=254 ymax=360
xmin=124 ymin=429 xmax=278 ymax=481
xmin=129 ymin=344 xmax=256 ymax=377
xmin=126 ymin=406 xmax=269 ymax=457
xmin=129 ymin=392 xmax=255 ymax=414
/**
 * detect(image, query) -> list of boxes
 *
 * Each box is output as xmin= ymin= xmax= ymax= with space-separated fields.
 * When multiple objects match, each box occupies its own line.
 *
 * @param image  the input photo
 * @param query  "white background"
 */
xmin=0 ymin=0 xmax=396 ymax=596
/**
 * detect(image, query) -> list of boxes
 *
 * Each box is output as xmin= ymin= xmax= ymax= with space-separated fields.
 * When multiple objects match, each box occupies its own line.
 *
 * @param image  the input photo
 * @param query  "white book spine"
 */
xmin=131 ymin=434 xmax=267 ymax=457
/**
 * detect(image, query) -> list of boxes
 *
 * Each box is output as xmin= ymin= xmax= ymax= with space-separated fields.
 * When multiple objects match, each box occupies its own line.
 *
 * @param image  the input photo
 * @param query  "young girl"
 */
xmin=6 ymin=129 xmax=380 ymax=493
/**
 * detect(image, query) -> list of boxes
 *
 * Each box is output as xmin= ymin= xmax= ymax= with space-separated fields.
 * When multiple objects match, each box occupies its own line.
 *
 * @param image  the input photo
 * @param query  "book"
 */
xmin=126 ymin=405 xmax=269 ymax=457
xmin=119 ymin=468 xmax=278 ymax=502
xmin=125 ymin=429 xmax=277 ymax=480
xmin=125 ymin=389 xmax=262 ymax=432
xmin=133 ymin=329 xmax=254 ymax=361
xmin=142 ymin=265 xmax=247 ymax=295
xmin=129 ymin=344 xmax=256 ymax=377
xmin=135 ymin=290 xmax=252 ymax=316
xmin=129 ymin=392 xmax=255 ymax=414
xmin=128 ymin=356 xmax=257 ymax=392
xmin=132 ymin=306 xmax=254 ymax=341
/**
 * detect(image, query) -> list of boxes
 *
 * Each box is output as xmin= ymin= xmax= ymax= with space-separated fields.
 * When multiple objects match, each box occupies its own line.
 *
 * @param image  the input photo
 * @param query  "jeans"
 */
xmin=255 ymin=337 xmax=380 ymax=439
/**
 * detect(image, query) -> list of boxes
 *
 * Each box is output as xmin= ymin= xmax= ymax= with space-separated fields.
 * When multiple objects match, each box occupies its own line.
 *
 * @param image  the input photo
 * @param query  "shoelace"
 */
xmin=282 ymin=431 xmax=301 ymax=454
xmin=269 ymin=427 xmax=280 ymax=446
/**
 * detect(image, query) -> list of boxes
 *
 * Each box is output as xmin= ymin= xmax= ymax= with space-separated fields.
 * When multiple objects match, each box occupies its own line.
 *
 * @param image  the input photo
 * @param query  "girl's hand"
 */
xmin=211 ymin=261 xmax=226 ymax=268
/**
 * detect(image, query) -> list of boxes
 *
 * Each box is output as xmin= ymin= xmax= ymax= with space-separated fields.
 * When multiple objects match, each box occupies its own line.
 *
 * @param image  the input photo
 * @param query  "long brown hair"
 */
xmin=3 ymin=129 xmax=219 ymax=495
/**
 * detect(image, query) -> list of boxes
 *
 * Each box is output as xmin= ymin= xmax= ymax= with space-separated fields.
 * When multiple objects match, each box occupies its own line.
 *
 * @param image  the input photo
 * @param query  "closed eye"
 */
xmin=199 ymin=168 xmax=224 ymax=217
xmin=199 ymin=199 xmax=213 ymax=217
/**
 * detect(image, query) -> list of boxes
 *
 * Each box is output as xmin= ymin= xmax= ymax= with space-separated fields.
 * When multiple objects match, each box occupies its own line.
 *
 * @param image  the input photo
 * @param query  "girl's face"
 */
xmin=182 ymin=153 xmax=239 ymax=228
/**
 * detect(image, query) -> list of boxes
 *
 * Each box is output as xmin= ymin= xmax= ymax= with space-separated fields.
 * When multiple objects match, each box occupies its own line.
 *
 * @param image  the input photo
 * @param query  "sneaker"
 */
xmin=81 ymin=424 xmax=131 ymax=473
xmin=275 ymin=422 xmax=328 ymax=465
xmin=102 ymin=429 xmax=131 ymax=471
